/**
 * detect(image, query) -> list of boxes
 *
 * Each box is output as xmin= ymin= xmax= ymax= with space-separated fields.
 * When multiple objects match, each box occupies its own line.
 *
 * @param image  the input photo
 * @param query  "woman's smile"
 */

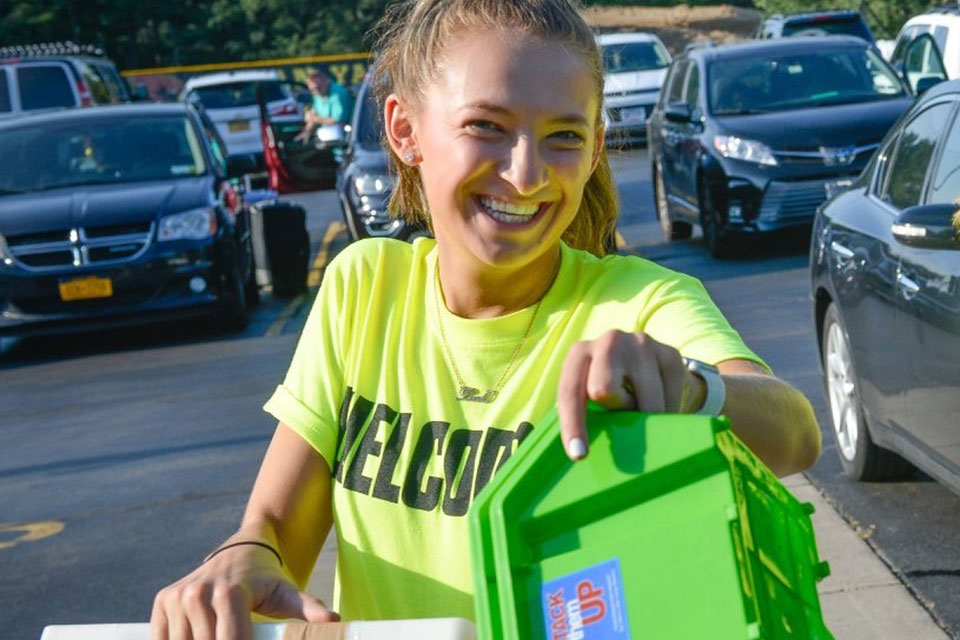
xmin=475 ymin=196 xmax=550 ymax=227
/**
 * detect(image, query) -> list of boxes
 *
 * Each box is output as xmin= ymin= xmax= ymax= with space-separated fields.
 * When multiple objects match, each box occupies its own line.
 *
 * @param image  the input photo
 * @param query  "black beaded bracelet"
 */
xmin=204 ymin=540 xmax=283 ymax=567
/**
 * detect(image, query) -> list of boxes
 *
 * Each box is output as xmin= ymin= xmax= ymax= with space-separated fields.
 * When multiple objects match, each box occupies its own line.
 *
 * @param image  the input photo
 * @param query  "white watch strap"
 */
xmin=683 ymin=358 xmax=726 ymax=416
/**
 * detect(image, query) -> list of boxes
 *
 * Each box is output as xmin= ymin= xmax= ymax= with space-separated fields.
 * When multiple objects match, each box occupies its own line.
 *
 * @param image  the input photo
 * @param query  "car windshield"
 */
xmin=0 ymin=115 xmax=207 ymax=193
xmin=782 ymin=16 xmax=872 ymax=41
xmin=709 ymin=47 xmax=905 ymax=115
xmin=355 ymin=90 xmax=383 ymax=151
xmin=602 ymin=41 xmax=670 ymax=74
xmin=189 ymin=81 xmax=289 ymax=109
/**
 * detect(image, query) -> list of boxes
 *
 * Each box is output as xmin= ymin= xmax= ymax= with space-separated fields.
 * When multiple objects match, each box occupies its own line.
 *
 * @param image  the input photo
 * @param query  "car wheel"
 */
xmin=654 ymin=160 xmax=692 ymax=241
xmin=821 ymin=303 xmax=914 ymax=481
xmin=698 ymin=177 xmax=736 ymax=258
xmin=243 ymin=238 xmax=260 ymax=307
xmin=220 ymin=262 xmax=250 ymax=332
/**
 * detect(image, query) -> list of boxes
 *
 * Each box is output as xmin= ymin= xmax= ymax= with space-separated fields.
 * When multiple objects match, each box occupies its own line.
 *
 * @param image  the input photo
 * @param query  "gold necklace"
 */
xmin=432 ymin=263 xmax=544 ymax=403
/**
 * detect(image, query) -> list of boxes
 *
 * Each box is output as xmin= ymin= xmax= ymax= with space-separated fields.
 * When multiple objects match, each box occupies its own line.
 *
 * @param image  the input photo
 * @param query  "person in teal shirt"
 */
xmin=304 ymin=67 xmax=353 ymax=128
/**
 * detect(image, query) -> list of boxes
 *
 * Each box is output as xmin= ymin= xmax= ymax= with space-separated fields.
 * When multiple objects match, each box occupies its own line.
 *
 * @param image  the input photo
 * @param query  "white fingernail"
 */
xmin=567 ymin=437 xmax=587 ymax=459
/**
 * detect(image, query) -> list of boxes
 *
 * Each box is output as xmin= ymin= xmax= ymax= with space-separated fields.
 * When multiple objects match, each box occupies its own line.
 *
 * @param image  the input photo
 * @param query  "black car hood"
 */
xmin=714 ymin=98 xmax=912 ymax=149
xmin=0 ymin=176 xmax=215 ymax=237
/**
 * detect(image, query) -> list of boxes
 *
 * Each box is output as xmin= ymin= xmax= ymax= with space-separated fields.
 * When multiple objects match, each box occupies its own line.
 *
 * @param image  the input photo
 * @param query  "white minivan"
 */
xmin=596 ymin=32 xmax=672 ymax=146
xmin=179 ymin=69 xmax=302 ymax=163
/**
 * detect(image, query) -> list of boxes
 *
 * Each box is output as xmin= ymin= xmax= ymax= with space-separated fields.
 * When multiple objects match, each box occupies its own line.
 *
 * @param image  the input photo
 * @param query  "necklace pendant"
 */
xmin=457 ymin=386 xmax=498 ymax=403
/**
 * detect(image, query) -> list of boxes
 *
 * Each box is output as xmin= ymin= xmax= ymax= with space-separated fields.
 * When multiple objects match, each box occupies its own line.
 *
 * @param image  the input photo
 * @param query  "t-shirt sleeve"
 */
xmin=639 ymin=273 xmax=770 ymax=371
xmin=263 ymin=257 xmax=349 ymax=470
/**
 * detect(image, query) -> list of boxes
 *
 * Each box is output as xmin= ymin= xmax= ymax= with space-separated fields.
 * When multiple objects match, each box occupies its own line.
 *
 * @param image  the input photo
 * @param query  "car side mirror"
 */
xmin=664 ymin=102 xmax=692 ymax=123
xmin=226 ymin=154 xmax=259 ymax=179
xmin=915 ymin=76 xmax=944 ymax=95
xmin=891 ymin=203 xmax=960 ymax=250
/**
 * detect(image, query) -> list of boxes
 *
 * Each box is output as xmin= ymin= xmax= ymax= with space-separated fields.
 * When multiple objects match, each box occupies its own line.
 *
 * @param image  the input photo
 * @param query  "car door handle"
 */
xmin=897 ymin=272 xmax=921 ymax=298
xmin=830 ymin=241 xmax=855 ymax=265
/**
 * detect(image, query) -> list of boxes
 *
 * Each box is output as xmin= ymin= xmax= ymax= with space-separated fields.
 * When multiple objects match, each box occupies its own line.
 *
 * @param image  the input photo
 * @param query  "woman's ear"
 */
xmin=384 ymin=93 xmax=418 ymax=163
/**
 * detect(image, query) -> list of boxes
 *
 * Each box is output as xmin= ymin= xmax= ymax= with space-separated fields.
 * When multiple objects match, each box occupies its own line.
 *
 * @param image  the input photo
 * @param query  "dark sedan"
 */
xmin=0 ymin=104 xmax=258 ymax=336
xmin=811 ymin=78 xmax=960 ymax=495
xmin=648 ymin=36 xmax=912 ymax=257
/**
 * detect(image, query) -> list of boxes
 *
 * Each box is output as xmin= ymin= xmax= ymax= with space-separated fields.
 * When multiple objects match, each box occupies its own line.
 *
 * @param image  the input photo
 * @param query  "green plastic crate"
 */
xmin=468 ymin=405 xmax=833 ymax=640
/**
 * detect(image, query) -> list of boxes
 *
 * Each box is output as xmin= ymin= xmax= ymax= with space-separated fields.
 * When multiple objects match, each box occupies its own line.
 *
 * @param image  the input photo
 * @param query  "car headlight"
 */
xmin=353 ymin=174 xmax=391 ymax=197
xmin=157 ymin=208 xmax=217 ymax=242
xmin=713 ymin=135 xmax=778 ymax=166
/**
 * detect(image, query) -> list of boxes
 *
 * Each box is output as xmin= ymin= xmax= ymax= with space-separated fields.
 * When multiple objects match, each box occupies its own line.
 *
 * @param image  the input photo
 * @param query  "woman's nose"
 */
xmin=500 ymin=136 xmax=549 ymax=196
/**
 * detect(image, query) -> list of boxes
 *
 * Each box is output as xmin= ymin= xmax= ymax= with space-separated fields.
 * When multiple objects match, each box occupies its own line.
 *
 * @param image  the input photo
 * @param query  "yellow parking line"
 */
xmin=266 ymin=221 xmax=346 ymax=338
xmin=0 ymin=520 xmax=64 ymax=551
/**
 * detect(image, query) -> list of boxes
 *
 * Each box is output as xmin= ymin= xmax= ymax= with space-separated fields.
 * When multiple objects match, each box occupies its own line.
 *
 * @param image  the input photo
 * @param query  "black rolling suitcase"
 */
xmin=250 ymin=200 xmax=310 ymax=298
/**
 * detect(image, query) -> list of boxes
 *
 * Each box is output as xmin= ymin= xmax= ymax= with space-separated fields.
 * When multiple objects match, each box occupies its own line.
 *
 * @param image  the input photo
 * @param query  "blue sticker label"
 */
xmin=541 ymin=557 xmax=631 ymax=640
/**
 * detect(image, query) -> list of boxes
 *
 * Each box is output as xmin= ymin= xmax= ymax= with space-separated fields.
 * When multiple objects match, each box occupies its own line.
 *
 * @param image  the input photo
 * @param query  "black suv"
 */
xmin=336 ymin=72 xmax=427 ymax=241
xmin=0 ymin=42 xmax=131 ymax=116
xmin=755 ymin=10 xmax=876 ymax=44
xmin=0 ymin=103 xmax=259 ymax=336
xmin=647 ymin=36 xmax=912 ymax=257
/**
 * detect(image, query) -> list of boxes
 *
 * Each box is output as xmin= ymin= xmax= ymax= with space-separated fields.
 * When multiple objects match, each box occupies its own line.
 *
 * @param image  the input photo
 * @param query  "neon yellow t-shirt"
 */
xmin=263 ymin=237 xmax=765 ymax=621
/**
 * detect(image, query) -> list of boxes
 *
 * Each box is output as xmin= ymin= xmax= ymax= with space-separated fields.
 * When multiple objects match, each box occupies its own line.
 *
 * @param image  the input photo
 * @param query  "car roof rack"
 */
xmin=0 ymin=41 xmax=105 ymax=60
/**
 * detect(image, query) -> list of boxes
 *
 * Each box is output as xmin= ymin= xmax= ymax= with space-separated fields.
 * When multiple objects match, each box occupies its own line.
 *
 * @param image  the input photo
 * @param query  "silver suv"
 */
xmin=0 ymin=42 xmax=130 ymax=116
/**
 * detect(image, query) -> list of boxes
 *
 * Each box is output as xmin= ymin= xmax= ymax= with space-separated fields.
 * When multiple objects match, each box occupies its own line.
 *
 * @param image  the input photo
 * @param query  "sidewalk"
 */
xmin=308 ymin=473 xmax=950 ymax=639
xmin=783 ymin=473 xmax=949 ymax=639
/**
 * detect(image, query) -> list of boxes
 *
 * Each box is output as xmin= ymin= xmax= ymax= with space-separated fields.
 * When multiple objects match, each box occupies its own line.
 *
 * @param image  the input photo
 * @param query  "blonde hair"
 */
xmin=371 ymin=0 xmax=618 ymax=256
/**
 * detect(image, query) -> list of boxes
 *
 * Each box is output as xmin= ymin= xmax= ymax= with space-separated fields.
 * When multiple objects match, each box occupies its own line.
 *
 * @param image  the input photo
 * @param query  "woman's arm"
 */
xmin=557 ymin=330 xmax=821 ymax=478
xmin=151 ymin=423 xmax=337 ymax=640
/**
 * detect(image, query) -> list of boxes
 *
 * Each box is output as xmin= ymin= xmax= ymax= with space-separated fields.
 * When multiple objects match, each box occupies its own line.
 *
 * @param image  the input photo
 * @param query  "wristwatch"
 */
xmin=682 ymin=357 xmax=726 ymax=416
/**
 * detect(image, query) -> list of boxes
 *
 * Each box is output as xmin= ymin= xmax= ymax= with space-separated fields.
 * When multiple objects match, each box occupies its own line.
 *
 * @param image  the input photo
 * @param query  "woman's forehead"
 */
xmin=427 ymin=28 xmax=597 ymax=118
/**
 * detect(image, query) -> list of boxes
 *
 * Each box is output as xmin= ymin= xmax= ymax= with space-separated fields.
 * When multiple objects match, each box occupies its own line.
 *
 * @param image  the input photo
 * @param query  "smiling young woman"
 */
xmin=151 ymin=1 xmax=821 ymax=637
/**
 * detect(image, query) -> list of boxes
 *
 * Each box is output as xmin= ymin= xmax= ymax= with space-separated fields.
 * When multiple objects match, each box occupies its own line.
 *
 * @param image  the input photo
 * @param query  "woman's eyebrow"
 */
xmin=460 ymin=102 xmax=589 ymax=126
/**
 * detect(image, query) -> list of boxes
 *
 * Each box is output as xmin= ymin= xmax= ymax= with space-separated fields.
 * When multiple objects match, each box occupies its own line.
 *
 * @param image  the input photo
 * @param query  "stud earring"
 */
xmin=404 ymin=152 xmax=416 ymax=164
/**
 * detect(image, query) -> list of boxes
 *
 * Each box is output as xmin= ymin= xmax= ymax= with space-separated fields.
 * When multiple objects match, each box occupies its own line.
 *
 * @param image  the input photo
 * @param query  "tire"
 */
xmin=654 ymin=161 xmax=692 ymax=241
xmin=243 ymin=237 xmax=260 ymax=307
xmin=821 ymin=303 xmax=914 ymax=481
xmin=219 ymin=262 xmax=250 ymax=332
xmin=698 ymin=177 xmax=737 ymax=259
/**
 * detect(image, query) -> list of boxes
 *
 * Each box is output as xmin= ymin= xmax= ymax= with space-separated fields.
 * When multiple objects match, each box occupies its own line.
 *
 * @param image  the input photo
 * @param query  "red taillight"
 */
xmin=76 ymin=79 xmax=93 ymax=107
xmin=269 ymin=102 xmax=298 ymax=116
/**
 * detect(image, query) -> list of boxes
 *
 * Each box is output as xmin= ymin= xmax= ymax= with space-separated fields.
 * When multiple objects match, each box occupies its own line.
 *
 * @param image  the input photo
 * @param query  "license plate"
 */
xmin=228 ymin=120 xmax=250 ymax=132
xmin=621 ymin=106 xmax=646 ymax=124
xmin=58 ymin=276 xmax=113 ymax=301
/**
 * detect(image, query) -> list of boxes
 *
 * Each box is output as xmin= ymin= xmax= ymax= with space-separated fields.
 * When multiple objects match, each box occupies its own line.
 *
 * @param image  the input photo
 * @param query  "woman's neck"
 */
xmin=436 ymin=244 xmax=561 ymax=319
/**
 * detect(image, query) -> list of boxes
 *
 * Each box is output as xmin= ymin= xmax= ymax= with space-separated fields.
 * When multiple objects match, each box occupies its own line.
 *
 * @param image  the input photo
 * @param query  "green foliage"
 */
xmin=0 ymin=0 xmax=940 ymax=68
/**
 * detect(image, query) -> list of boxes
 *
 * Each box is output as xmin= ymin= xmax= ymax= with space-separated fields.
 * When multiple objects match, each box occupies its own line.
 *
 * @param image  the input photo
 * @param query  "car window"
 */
xmin=927 ymin=105 xmax=960 ymax=205
xmin=17 ymin=64 xmax=76 ymax=110
xmin=665 ymin=61 xmax=688 ymax=104
xmin=93 ymin=63 xmax=129 ymax=101
xmin=0 ymin=115 xmax=207 ymax=192
xmin=684 ymin=63 xmax=700 ymax=110
xmin=0 ymin=71 xmax=10 ymax=113
xmin=601 ymin=41 xmax=669 ymax=74
xmin=77 ymin=61 xmax=111 ymax=104
xmin=891 ymin=25 xmax=923 ymax=64
xmin=882 ymin=102 xmax=952 ymax=210
xmin=709 ymin=47 xmax=905 ymax=115
xmin=189 ymin=81 xmax=288 ymax=109
xmin=781 ymin=16 xmax=873 ymax=41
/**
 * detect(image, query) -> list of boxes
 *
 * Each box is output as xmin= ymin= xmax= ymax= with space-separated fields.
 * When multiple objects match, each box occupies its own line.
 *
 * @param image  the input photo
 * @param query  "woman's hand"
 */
xmin=556 ymin=329 xmax=703 ymax=460
xmin=150 ymin=541 xmax=338 ymax=640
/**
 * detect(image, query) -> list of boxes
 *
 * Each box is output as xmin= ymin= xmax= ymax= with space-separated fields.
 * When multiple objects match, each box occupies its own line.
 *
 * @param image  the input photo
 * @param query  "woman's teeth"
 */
xmin=479 ymin=197 xmax=539 ymax=224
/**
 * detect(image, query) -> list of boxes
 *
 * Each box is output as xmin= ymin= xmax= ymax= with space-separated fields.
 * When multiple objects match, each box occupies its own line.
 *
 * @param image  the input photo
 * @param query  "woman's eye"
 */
xmin=467 ymin=120 xmax=503 ymax=134
xmin=551 ymin=130 xmax=585 ymax=144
